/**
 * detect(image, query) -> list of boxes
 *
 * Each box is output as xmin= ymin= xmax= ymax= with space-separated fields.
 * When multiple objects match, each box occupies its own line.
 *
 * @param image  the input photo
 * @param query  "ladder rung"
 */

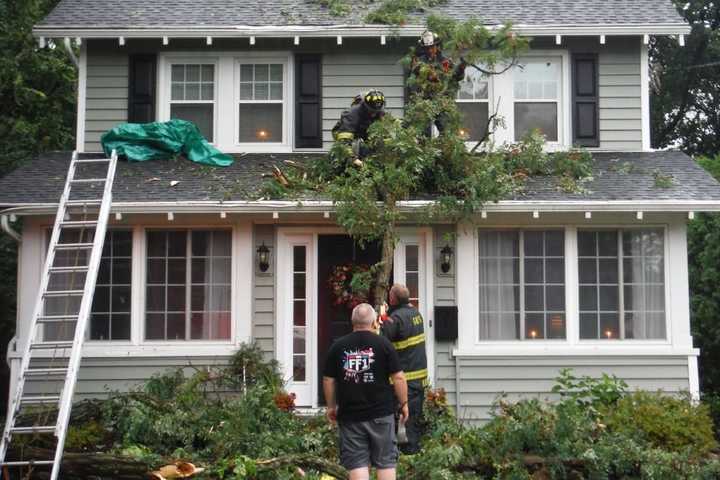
xmin=43 ymin=289 xmax=84 ymax=297
xmin=60 ymin=221 xmax=97 ymax=228
xmin=1 ymin=460 xmax=55 ymax=467
xmin=55 ymin=243 xmax=94 ymax=251
xmin=24 ymin=368 xmax=67 ymax=377
xmin=66 ymin=200 xmax=102 ymax=207
xmin=19 ymin=395 xmax=61 ymax=405
xmin=9 ymin=426 xmax=56 ymax=435
xmin=70 ymin=178 xmax=106 ymax=183
xmin=49 ymin=266 xmax=89 ymax=274
xmin=74 ymin=158 xmax=111 ymax=164
xmin=37 ymin=315 xmax=78 ymax=323
xmin=30 ymin=341 xmax=74 ymax=350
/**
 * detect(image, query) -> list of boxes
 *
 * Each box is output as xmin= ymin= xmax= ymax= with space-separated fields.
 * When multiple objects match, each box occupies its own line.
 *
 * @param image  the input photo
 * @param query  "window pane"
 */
xmin=526 ymin=313 xmax=544 ymax=339
xmin=524 ymin=258 xmax=544 ymax=284
xmin=598 ymin=258 xmax=618 ymax=284
xmin=167 ymin=313 xmax=186 ymax=340
xmin=578 ymin=231 xmax=596 ymax=257
xmin=90 ymin=231 xmax=133 ymax=340
xmin=185 ymin=83 xmax=200 ymax=101
xmin=254 ymin=83 xmax=269 ymax=100
xmin=579 ymin=285 xmax=597 ymax=311
xmin=270 ymin=64 xmax=283 ymax=81
xmin=457 ymin=102 xmax=489 ymax=142
xmin=600 ymin=313 xmax=620 ymax=340
xmin=255 ymin=64 xmax=269 ymax=81
xmin=240 ymin=64 xmax=253 ymax=81
xmin=578 ymin=258 xmax=597 ymax=285
xmin=111 ymin=314 xmax=131 ymax=341
xmin=186 ymin=65 xmax=200 ymax=82
xmin=514 ymin=103 xmax=558 ymax=141
xmin=547 ymin=313 xmax=565 ymax=339
xmin=171 ymin=65 xmax=184 ymax=82
xmin=171 ymin=104 xmax=214 ymax=142
xmin=171 ymin=83 xmax=184 ymax=101
xmin=524 ymin=231 xmax=544 ymax=256
xmin=240 ymin=83 xmax=253 ymax=100
xmin=201 ymin=64 xmax=214 ymax=82
xmin=580 ymin=313 xmax=598 ymax=339
xmin=269 ymin=83 xmax=283 ymax=100
xmin=146 ymin=314 xmax=165 ymax=340
xmin=514 ymin=60 xmax=559 ymax=100
xmin=239 ymin=104 xmax=283 ymax=142
xmin=545 ymin=258 xmax=564 ymax=284
xmin=201 ymin=84 xmax=214 ymax=101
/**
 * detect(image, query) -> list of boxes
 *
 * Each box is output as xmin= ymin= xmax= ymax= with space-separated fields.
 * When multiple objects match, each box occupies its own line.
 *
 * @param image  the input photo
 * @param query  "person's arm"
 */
xmin=391 ymin=370 xmax=409 ymax=423
xmin=323 ymin=376 xmax=338 ymax=424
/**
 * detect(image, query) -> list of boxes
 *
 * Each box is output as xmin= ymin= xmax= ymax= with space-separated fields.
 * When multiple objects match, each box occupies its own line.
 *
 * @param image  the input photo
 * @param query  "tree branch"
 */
xmin=470 ymin=97 xmax=503 ymax=154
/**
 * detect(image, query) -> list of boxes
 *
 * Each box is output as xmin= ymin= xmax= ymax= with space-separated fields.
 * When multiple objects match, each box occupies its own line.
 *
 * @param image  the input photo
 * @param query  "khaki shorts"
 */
xmin=338 ymin=414 xmax=398 ymax=470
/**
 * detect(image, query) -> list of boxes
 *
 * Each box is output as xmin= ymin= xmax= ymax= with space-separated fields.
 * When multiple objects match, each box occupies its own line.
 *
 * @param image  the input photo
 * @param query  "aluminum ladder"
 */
xmin=0 ymin=150 xmax=118 ymax=479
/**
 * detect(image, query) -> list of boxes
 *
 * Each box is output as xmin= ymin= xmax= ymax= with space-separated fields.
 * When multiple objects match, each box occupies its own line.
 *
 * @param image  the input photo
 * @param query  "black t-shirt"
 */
xmin=323 ymin=330 xmax=402 ymax=422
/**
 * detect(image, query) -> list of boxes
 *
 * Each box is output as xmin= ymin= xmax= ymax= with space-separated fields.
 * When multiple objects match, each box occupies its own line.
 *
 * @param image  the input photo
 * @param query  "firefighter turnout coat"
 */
xmin=380 ymin=302 xmax=428 ymax=385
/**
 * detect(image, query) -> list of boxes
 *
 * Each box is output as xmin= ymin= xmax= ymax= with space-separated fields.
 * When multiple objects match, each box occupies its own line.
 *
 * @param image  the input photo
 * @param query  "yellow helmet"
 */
xmin=362 ymin=89 xmax=385 ymax=113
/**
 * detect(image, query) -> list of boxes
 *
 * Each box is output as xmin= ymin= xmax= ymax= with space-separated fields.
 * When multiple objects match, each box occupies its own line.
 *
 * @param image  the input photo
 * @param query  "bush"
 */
xmin=603 ymin=390 xmax=718 ymax=457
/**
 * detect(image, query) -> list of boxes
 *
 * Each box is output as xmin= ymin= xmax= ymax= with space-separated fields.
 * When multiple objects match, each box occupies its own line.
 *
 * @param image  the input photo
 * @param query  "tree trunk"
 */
xmin=372 ymin=199 xmax=397 ymax=309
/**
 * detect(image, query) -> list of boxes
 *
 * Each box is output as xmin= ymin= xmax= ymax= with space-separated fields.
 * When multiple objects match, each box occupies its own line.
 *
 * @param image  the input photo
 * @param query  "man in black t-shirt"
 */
xmin=323 ymin=303 xmax=409 ymax=480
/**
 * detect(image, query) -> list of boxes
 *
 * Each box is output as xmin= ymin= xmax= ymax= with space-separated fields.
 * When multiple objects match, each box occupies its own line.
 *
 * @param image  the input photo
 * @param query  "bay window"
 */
xmin=478 ymin=230 xmax=566 ymax=341
xmin=457 ymin=68 xmax=490 ymax=142
xmin=578 ymin=229 xmax=666 ymax=340
xmin=513 ymin=58 xmax=561 ymax=142
xmin=169 ymin=63 xmax=216 ymax=141
xmin=238 ymin=63 xmax=285 ymax=143
xmin=146 ymin=230 xmax=232 ymax=341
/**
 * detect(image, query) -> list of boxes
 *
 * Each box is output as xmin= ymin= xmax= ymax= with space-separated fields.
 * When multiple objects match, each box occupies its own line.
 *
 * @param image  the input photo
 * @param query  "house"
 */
xmin=1 ymin=0 xmax=720 ymax=423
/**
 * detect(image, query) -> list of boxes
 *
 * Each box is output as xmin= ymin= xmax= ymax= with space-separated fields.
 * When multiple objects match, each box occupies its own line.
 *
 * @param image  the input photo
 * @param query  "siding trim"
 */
xmin=76 ymin=43 xmax=87 ymax=153
xmin=640 ymin=40 xmax=651 ymax=151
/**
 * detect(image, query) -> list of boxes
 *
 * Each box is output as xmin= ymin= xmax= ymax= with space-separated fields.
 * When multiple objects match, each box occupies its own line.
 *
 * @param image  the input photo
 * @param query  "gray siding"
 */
xmin=598 ymin=47 xmax=643 ymax=151
xmin=84 ymin=49 xmax=128 ymax=152
xmin=81 ymin=37 xmax=644 ymax=153
xmin=434 ymin=353 xmax=691 ymax=423
xmin=321 ymin=53 xmax=405 ymax=149
xmin=253 ymin=224 xmax=275 ymax=358
xmin=24 ymin=357 xmax=231 ymax=399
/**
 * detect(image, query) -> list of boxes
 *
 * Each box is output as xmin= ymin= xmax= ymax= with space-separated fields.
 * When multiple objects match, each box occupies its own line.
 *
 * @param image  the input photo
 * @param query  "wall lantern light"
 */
xmin=440 ymin=244 xmax=454 ymax=274
xmin=257 ymin=242 xmax=270 ymax=272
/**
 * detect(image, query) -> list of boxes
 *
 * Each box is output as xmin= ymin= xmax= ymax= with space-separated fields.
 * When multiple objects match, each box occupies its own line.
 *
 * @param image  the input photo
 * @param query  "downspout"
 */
xmin=0 ymin=215 xmax=21 ymax=242
xmin=63 ymin=37 xmax=79 ymax=68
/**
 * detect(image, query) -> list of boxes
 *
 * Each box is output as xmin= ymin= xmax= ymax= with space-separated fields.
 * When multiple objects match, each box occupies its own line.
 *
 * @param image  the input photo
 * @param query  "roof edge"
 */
xmin=3 ymin=199 xmax=719 ymax=216
xmin=31 ymin=22 xmax=691 ymax=39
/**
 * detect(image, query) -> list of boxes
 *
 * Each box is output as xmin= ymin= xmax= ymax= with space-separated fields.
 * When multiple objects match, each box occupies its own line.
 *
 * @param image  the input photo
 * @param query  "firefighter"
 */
xmin=409 ymin=30 xmax=468 ymax=134
xmin=331 ymin=89 xmax=386 ymax=166
xmin=379 ymin=283 xmax=428 ymax=454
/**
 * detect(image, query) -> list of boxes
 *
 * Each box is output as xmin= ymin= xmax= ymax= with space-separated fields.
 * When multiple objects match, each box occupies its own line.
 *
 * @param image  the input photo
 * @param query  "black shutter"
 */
xmin=128 ymin=54 xmax=157 ymax=124
xmin=572 ymin=54 xmax=599 ymax=147
xmin=295 ymin=54 xmax=322 ymax=148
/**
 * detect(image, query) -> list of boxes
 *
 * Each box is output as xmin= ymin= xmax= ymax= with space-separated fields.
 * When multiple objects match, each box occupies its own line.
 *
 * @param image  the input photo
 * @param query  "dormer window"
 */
xmin=237 ymin=62 xmax=286 ymax=144
xmin=513 ymin=58 xmax=561 ymax=142
xmin=169 ymin=63 xmax=217 ymax=142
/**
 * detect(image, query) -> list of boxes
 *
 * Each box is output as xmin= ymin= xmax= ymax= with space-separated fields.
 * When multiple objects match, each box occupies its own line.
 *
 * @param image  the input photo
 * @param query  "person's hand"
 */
xmin=326 ymin=405 xmax=338 ymax=425
xmin=399 ymin=403 xmax=409 ymax=425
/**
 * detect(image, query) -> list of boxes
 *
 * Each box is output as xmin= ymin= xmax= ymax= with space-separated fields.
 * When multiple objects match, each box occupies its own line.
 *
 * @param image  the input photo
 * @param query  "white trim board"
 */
xmin=33 ymin=23 xmax=692 ymax=39
xmin=6 ymin=199 xmax=720 ymax=217
xmin=76 ymin=43 xmax=87 ymax=153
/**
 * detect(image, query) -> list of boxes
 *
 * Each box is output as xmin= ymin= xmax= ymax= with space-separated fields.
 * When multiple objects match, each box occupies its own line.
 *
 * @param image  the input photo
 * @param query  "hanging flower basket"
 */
xmin=328 ymin=263 xmax=373 ymax=310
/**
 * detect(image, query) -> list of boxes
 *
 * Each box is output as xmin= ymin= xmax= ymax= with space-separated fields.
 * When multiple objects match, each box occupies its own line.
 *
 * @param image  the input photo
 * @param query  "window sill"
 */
xmin=452 ymin=344 xmax=698 ymax=358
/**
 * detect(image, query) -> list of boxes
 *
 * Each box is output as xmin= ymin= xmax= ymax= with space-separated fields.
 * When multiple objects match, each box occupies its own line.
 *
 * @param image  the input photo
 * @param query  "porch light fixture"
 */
xmin=440 ymin=244 xmax=454 ymax=274
xmin=257 ymin=242 xmax=270 ymax=272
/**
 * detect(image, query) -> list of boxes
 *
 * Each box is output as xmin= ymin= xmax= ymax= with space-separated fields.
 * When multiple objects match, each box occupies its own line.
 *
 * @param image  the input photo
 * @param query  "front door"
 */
xmin=277 ymin=228 xmax=434 ymax=407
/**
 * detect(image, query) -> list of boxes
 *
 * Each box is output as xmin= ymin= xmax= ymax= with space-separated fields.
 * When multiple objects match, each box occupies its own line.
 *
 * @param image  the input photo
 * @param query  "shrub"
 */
xmin=602 ymin=390 xmax=718 ymax=458
xmin=552 ymin=367 xmax=628 ymax=413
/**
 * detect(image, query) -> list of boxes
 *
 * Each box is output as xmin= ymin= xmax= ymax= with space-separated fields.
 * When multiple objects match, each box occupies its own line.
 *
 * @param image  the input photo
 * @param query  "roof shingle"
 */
xmin=0 ymin=151 xmax=718 ymax=207
xmin=37 ymin=0 xmax=686 ymax=29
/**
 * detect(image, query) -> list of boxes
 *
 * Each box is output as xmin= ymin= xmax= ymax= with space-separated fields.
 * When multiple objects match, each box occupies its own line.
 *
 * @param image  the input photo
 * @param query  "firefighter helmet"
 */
xmin=419 ymin=30 xmax=440 ymax=47
xmin=362 ymin=89 xmax=385 ymax=113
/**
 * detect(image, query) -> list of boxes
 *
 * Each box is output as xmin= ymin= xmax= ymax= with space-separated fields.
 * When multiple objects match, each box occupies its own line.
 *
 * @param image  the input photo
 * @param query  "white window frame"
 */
xmin=456 ymin=68 xmax=493 ymax=147
xmin=234 ymin=58 xmax=291 ymax=148
xmin=490 ymin=50 xmax=571 ymax=150
xmin=158 ymin=52 xmax=294 ymax=153
xmin=142 ymin=228 xmax=234 ymax=343
xmin=577 ymin=226 xmax=672 ymax=344
xmin=456 ymin=221 xmax=678 ymax=356
xmin=159 ymin=56 xmax=219 ymax=144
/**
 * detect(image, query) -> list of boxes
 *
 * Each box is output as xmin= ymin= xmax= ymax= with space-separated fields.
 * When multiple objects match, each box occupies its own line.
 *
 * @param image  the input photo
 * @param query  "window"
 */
xmin=478 ymin=230 xmax=565 ymax=341
xmin=238 ymin=63 xmax=284 ymax=143
xmin=457 ymin=68 xmax=490 ymax=142
xmin=514 ymin=58 xmax=561 ymax=141
xmin=293 ymin=245 xmax=307 ymax=381
xmin=146 ymin=230 xmax=231 ymax=341
xmin=91 ymin=231 xmax=132 ymax=340
xmin=405 ymin=245 xmax=420 ymax=311
xmin=578 ymin=229 xmax=666 ymax=340
xmin=170 ymin=63 xmax=215 ymax=141
xmin=44 ymin=229 xmax=132 ymax=342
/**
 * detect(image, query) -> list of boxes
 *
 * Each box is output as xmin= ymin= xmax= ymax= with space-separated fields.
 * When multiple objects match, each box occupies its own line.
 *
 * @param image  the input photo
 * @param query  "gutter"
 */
xmin=2 ymin=199 xmax=720 ymax=217
xmin=31 ymin=22 xmax=692 ymax=39
xmin=0 ymin=214 xmax=21 ymax=241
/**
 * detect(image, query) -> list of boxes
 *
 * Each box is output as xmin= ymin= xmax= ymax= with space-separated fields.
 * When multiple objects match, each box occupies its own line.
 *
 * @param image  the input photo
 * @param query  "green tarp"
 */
xmin=101 ymin=119 xmax=234 ymax=166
